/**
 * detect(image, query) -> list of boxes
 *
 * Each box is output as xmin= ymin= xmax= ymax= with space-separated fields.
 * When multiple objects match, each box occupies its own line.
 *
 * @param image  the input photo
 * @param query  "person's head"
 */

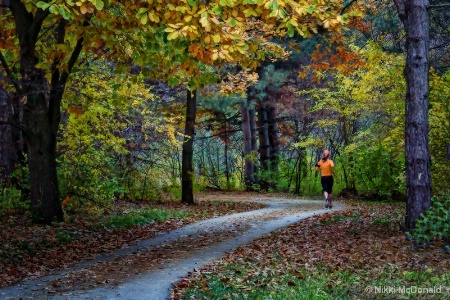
xmin=322 ymin=149 xmax=330 ymax=160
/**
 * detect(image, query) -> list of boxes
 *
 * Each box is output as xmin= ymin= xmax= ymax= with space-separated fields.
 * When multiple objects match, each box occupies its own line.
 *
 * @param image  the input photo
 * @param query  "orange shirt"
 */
xmin=316 ymin=159 xmax=334 ymax=177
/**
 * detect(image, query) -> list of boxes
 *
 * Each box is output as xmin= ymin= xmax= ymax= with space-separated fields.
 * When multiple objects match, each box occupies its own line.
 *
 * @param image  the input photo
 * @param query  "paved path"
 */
xmin=0 ymin=198 xmax=344 ymax=300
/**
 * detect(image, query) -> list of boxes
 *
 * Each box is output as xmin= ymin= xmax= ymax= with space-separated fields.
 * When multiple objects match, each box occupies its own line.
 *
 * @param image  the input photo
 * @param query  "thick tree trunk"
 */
xmin=20 ymin=56 xmax=63 ymax=223
xmin=9 ymin=1 xmax=63 ymax=222
xmin=24 ymin=95 xmax=63 ymax=223
xmin=394 ymin=0 xmax=432 ymax=231
xmin=241 ymin=100 xmax=256 ymax=190
xmin=181 ymin=89 xmax=197 ymax=204
xmin=8 ymin=3 xmax=83 ymax=223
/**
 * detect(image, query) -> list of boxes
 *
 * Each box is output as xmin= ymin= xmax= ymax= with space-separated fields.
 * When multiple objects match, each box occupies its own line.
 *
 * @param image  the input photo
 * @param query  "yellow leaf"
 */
xmin=200 ymin=17 xmax=211 ymax=32
xmin=167 ymin=31 xmax=179 ymax=40
xmin=210 ymin=17 xmax=220 ymax=24
xmin=148 ymin=12 xmax=159 ymax=22
xmin=140 ymin=14 xmax=148 ymax=25
xmin=184 ymin=15 xmax=192 ymax=22
xmin=213 ymin=34 xmax=220 ymax=43
xmin=80 ymin=3 xmax=88 ymax=14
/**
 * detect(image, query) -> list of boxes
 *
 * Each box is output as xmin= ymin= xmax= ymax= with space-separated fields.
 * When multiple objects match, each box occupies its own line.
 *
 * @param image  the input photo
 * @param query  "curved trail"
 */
xmin=0 ymin=198 xmax=344 ymax=300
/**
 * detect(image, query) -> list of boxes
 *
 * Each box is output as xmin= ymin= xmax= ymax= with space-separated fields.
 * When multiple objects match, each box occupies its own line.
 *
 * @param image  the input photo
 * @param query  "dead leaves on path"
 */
xmin=171 ymin=202 xmax=450 ymax=299
xmin=0 ymin=199 xmax=263 ymax=287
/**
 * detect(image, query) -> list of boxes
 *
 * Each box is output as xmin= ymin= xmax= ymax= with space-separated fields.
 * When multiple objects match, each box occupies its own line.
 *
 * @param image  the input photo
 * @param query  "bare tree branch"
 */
xmin=60 ymin=19 xmax=90 ymax=87
xmin=393 ymin=0 xmax=407 ymax=23
xmin=428 ymin=4 xmax=450 ymax=9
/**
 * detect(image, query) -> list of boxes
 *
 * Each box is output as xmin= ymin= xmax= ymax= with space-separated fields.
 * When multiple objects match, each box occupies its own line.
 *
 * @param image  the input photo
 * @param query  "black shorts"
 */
xmin=321 ymin=176 xmax=333 ymax=194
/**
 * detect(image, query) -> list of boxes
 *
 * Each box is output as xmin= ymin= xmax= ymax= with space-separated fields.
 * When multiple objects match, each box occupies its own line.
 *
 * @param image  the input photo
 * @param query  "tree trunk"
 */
xmin=21 ymin=62 xmax=63 ymax=222
xmin=224 ymin=127 xmax=230 ymax=189
xmin=9 ymin=2 xmax=62 ymax=222
xmin=295 ymin=153 xmax=302 ymax=195
xmin=394 ymin=0 xmax=432 ymax=231
xmin=23 ymin=89 xmax=63 ymax=223
xmin=258 ymin=101 xmax=271 ymax=191
xmin=241 ymin=100 xmax=256 ymax=190
xmin=0 ymin=88 xmax=15 ymax=183
xmin=249 ymin=99 xmax=259 ymax=181
xmin=267 ymin=103 xmax=280 ymax=177
xmin=181 ymin=89 xmax=197 ymax=204
xmin=8 ymin=3 xmax=84 ymax=223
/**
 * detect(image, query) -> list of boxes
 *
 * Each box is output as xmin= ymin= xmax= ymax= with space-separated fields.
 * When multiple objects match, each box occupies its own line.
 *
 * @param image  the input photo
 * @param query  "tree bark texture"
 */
xmin=267 ymin=103 xmax=280 ymax=175
xmin=8 ymin=3 xmax=84 ymax=222
xmin=224 ymin=120 xmax=230 ymax=190
xmin=9 ymin=2 xmax=62 ymax=223
xmin=394 ymin=0 xmax=432 ymax=230
xmin=241 ymin=100 xmax=256 ymax=190
xmin=258 ymin=101 xmax=271 ymax=191
xmin=249 ymin=99 xmax=259 ymax=180
xmin=0 ymin=88 xmax=15 ymax=182
xmin=181 ymin=89 xmax=197 ymax=204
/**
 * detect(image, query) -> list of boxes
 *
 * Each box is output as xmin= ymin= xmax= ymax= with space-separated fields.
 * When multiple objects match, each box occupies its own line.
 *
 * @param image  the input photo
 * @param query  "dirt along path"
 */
xmin=0 ymin=197 xmax=344 ymax=300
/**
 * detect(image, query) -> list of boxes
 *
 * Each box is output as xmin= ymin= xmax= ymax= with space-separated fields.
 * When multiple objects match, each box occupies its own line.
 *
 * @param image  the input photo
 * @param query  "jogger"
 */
xmin=315 ymin=150 xmax=334 ymax=208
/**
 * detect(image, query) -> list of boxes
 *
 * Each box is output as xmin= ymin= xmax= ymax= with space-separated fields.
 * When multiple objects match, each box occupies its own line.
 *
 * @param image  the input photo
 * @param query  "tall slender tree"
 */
xmin=182 ymin=89 xmax=197 ymax=204
xmin=394 ymin=0 xmax=432 ymax=230
xmin=241 ymin=98 xmax=256 ymax=190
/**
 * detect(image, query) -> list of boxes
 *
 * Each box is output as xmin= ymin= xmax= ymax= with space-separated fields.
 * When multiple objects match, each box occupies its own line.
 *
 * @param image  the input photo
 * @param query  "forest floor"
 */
xmin=1 ymin=192 xmax=449 ymax=300
xmin=0 ymin=191 xmax=330 ymax=299
xmin=0 ymin=191 xmax=269 ymax=287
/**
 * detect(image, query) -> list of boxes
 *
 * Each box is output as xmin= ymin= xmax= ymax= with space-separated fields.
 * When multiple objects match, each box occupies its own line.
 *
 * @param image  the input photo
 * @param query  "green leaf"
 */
xmin=168 ymin=77 xmax=180 ymax=87
xmin=287 ymin=26 xmax=295 ymax=37
xmin=187 ymin=0 xmax=197 ymax=6
xmin=92 ymin=0 xmax=104 ymax=10
xmin=212 ymin=6 xmax=222 ymax=14
xmin=138 ymin=7 xmax=148 ymax=14
xmin=36 ymin=1 xmax=51 ymax=10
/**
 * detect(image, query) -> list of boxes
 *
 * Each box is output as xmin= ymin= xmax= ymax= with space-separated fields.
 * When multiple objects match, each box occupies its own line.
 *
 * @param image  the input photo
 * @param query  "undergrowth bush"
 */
xmin=412 ymin=195 xmax=450 ymax=251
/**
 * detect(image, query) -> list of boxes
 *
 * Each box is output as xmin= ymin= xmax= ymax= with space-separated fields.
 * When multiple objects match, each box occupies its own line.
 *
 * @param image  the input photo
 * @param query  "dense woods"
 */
xmin=1 ymin=0 xmax=449 ymax=253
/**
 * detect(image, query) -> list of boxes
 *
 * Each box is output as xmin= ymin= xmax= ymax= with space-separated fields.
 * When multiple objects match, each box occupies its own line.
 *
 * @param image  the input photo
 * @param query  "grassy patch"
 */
xmin=181 ymin=265 xmax=362 ymax=300
xmin=180 ymin=263 xmax=450 ymax=300
xmin=101 ymin=208 xmax=187 ymax=228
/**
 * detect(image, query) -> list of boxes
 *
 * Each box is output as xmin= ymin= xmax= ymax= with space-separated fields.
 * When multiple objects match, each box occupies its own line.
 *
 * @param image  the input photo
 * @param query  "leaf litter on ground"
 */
xmin=171 ymin=201 xmax=450 ymax=300
xmin=0 ymin=191 xmax=266 ymax=287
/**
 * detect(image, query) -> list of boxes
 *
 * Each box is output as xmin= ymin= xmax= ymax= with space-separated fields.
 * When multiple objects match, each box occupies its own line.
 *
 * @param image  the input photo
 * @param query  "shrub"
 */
xmin=411 ymin=195 xmax=450 ymax=251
